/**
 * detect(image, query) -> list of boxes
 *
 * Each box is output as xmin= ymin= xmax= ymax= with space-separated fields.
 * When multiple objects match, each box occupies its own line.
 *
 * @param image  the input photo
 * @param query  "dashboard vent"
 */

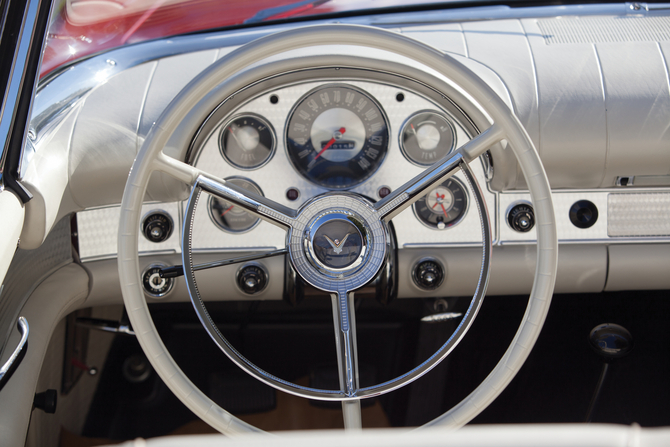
xmin=608 ymin=192 xmax=670 ymax=237
xmin=538 ymin=16 xmax=670 ymax=44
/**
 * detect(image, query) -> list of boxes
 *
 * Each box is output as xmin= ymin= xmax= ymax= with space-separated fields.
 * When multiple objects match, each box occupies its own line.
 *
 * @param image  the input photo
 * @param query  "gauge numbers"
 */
xmin=220 ymin=114 xmax=275 ymax=169
xmin=413 ymin=177 xmax=468 ymax=229
xmin=208 ymin=177 xmax=263 ymax=233
xmin=286 ymin=85 xmax=389 ymax=189
xmin=401 ymin=111 xmax=456 ymax=166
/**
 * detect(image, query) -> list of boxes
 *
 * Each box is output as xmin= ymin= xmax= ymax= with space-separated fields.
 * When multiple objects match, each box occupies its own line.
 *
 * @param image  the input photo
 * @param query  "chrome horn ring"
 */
xmin=181 ymin=159 xmax=491 ymax=403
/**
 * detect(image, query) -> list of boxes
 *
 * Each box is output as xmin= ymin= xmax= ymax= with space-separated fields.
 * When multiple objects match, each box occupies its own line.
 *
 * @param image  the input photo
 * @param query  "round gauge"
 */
xmin=208 ymin=177 xmax=263 ymax=233
xmin=400 ymin=111 xmax=456 ymax=166
xmin=413 ymin=177 xmax=468 ymax=229
xmin=286 ymin=85 xmax=389 ymax=189
xmin=220 ymin=114 xmax=275 ymax=169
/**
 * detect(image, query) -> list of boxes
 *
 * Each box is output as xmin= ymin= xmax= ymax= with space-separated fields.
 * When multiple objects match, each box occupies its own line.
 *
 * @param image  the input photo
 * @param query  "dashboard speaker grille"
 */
xmin=608 ymin=192 xmax=670 ymax=237
xmin=538 ymin=16 xmax=670 ymax=44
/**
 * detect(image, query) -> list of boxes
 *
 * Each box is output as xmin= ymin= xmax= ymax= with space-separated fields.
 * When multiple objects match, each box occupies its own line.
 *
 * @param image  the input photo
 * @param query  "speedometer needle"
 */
xmin=313 ymin=127 xmax=346 ymax=161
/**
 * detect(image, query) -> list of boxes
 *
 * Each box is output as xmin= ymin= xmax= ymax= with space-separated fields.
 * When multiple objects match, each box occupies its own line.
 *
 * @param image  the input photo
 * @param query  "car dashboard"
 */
xmin=26 ymin=3 xmax=667 ymax=307
xmin=2 ymin=2 xmax=670 ymax=443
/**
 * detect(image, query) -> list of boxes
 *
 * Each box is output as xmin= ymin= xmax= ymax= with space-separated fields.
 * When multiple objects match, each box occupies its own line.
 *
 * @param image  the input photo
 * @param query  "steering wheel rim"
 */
xmin=118 ymin=24 xmax=557 ymax=434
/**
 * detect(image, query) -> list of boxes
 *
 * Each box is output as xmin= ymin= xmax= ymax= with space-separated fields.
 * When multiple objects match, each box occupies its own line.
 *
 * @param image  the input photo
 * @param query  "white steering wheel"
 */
xmin=118 ymin=24 xmax=557 ymax=434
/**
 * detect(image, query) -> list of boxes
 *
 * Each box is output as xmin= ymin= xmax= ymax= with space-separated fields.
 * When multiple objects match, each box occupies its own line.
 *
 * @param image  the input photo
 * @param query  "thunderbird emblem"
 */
xmin=323 ymin=233 xmax=352 ymax=254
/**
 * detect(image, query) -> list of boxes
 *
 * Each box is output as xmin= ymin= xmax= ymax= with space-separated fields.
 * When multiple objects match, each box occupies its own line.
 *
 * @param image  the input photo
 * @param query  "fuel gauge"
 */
xmin=400 ymin=111 xmax=456 ymax=166
xmin=208 ymin=177 xmax=264 ymax=233
xmin=220 ymin=114 xmax=275 ymax=169
xmin=413 ymin=177 xmax=468 ymax=229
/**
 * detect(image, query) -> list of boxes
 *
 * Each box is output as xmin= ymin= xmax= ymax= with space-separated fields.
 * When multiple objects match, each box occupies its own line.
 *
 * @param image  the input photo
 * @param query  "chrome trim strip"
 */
xmin=0 ymin=317 xmax=29 ymax=390
xmin=1 ymin=0 xmax=48 ymax=186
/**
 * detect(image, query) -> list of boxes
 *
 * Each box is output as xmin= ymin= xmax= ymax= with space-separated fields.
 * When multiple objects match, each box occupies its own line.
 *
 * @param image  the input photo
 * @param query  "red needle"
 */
xmin=220 ymin=205 xmax=234 ymax=216
xmin=313 ymin=127 xmax=346 ymax=161
xmin=431 ymin=192 xmax=445 ymax=209
xmin=439 ymin=202 xmax=449 ymax=219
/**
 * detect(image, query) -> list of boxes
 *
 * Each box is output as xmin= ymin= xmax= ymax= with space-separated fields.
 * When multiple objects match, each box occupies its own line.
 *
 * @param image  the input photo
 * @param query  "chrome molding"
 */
xmin=1 ymin=0 xmax=51 ymax=189
xmin=0 ymin=317 xmax=29 ymax=390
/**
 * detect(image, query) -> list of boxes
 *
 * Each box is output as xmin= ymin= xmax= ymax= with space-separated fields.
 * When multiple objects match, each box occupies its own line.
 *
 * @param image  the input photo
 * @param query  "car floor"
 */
xmin=68 ymin=289 xmax=670 ymax=445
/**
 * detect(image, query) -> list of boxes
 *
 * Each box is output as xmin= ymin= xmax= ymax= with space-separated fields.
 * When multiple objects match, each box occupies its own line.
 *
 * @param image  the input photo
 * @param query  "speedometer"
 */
xmin=286 ymin=85 xmax=389 ymax=189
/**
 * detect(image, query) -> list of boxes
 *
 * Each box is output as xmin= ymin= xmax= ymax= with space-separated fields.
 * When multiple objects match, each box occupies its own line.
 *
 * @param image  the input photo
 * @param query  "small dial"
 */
xmin=400 ymin=111 xmax=456 ymax=166
xmin=413 ymin=177 xmax=468 ymax=229
xmin=286 ymin=84 xmax=389 ymax=189
xmin=220 ymin=114 xmax=275 ymax=169
xmin=208 ymin=177 xmax=263 ymax=233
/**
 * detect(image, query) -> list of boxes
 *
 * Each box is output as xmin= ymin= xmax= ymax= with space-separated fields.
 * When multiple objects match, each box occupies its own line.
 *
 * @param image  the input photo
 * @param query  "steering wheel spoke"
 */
xmin=376 ymin=123 xmax=504 ymax=222
xmin=331 ymin=290 xmax=363 ymax=429
xmin=154 ymin=151 xmax=297 ymax=230
xmin=196 ymin=176 xmax=297 ymax=231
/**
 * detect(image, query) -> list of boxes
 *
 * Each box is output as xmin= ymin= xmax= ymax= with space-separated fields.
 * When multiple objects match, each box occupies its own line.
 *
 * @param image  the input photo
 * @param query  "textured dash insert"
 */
xmin=538 ymin=16 xmax=670 ymax=44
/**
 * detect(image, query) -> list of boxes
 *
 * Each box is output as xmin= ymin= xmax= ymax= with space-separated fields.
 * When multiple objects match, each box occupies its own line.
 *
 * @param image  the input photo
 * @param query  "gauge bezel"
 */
xmin=218 ymin=113 xmax=277 ymax=170
xmin=207 ymin=176 xmax=264 ymax=234
xmin=284 ymin=83 xmax=391 ymax=190
xmin=399 ymin=109 xmax=457 ymax=167
xmin=412 ymin=175 xmax=470 ymax=230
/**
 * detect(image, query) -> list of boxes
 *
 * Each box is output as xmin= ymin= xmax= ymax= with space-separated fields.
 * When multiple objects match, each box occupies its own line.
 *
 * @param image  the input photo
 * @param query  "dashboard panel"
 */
xmin=24 ymin=6 xmax=670 ymax=306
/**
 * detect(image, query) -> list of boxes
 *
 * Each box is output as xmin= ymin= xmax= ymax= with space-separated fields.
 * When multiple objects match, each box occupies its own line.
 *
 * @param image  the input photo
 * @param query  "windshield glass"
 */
xmin=41 ymin=0 xmax=456 ymax=77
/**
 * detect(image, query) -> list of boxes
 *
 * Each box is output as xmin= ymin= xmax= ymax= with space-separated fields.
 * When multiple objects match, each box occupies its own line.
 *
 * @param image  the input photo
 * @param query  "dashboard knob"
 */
xmin=412 ymin=259 xmax=445 ymax=290
xmin=508 ymin=203 xmax=535 ymax=232
xmin=142 ymin=211 xmax=173 ymax=243
xmin=237 ymin=264 xmax=268 ymax=295
xmin=569 ymin=200 xmax=598 ymax=229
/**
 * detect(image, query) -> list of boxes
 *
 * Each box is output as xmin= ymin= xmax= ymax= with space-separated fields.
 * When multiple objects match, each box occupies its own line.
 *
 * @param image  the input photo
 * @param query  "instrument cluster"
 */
xmin=190 ymin=80 xmax=479 ymax=248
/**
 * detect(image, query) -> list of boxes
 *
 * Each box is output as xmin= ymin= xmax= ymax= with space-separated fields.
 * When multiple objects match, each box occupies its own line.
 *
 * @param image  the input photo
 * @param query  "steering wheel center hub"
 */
xmin=288 ymin=194 xmax=388 ymax=293
xmin=306 ymin=211 xmax=367 ymax=272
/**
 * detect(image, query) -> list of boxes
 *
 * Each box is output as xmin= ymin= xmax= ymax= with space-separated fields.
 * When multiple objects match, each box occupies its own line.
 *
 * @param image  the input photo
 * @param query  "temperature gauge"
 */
xmin=220 ymin=114 xmax=275 ymax=169
xmin=413 ymin=177 xmax=468 ymax=229
xmin=400 ymin=111 xmax=456 ymax=166
xmin=208 ymin=177 xmax=264 ymax=233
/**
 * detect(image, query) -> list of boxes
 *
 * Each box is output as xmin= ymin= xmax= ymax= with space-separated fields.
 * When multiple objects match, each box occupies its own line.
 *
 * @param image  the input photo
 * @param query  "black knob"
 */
xmin=589 ymin=323 xmax=633 ymax=361
xmin=238 ymin=264 xmax=268 ymax=294
xmin=413 ymin=259 xmax=444 ymax=290
xmin=142 ymin=212 xmax=173 ymax=243
xmin=34 ymin=389 xmax=57 ymax=414
xmin=508 ymin=203 xmax=535 ymax=232
xmin=570 ymin=200 xmax=599 ymax=229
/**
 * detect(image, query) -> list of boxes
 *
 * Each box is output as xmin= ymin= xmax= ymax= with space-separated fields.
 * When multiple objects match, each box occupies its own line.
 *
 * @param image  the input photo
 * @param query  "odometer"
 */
xmin=286 ymin=85 xmax=389 ymax=189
